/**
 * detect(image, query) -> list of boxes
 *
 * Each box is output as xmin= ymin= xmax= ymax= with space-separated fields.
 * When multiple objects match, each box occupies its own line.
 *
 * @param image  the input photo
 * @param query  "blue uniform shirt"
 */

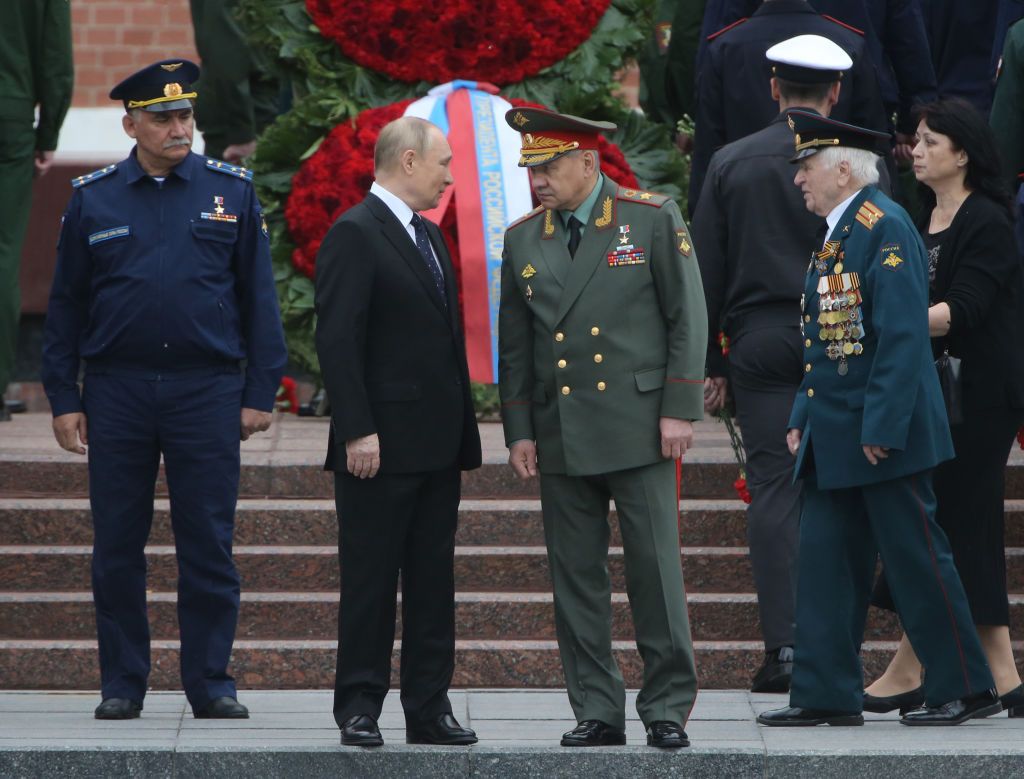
xmin=42 ymin=148 xmax=287 ymax=416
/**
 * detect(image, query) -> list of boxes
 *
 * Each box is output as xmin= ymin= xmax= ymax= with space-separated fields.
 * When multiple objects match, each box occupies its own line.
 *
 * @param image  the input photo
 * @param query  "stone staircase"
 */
xmin=1 ymin=414 xmax=1022 ymax=690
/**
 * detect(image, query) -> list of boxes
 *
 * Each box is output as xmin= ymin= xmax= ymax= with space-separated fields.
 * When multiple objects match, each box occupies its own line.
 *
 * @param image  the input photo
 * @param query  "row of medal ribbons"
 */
xmin=816 ymin=272 xmax=865 ymax=375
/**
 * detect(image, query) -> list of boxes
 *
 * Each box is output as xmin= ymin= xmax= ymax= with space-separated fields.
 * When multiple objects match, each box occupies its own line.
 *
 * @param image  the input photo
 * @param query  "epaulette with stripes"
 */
xmin=205 ymin=158 xmax=254 ymax=182
xmin=707 ymin=17 xmax=748 ymax=41
xmin=855 ymin=200 xmax=885 ymax=230
xmin=507 ymin=205 xmax=544 ymax=230
xmin=71 ymin=164 xmax=117 ymax=189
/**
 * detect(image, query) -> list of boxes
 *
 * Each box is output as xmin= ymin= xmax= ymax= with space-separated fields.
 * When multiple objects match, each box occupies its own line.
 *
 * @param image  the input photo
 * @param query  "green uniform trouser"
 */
xmin=0 ymin=152 xmax=34 ymax=394
xmin=539 ymin=458 xmax=697 ymax=730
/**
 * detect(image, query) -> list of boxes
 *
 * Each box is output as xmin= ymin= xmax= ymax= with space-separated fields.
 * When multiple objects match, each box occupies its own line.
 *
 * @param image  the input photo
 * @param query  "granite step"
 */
xmin=10 ymin=590 xmax=1010 ymax=642
xmin=5 ymin=497 xmax=1024 ymax=548
xmin=0 ymin=638 xmax=948 ymax=690
xmin=0 ymin=544 xmax=767 ymax=593
xmin=0 ymin=497 xmax=758 ymax=547
xmin=0 ymin=459 xmax=748 ymax=499
xmin=8 ymin=456 xmax=1024 ymax=500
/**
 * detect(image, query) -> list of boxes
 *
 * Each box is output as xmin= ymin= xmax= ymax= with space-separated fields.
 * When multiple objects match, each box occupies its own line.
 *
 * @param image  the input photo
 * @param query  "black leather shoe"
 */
xmin=1001 ymin=684 xmax=1024 ymax=718
xmin=646 ymin=721 xmax=689 ymax=748
xmin=340 ymin=714 xmax=383 ymax=746
xmin=560 ymin=719 xmax=627 ymax=746
xmin=406 ymin=712 xmax=477 ymax=745
xmin=901 ymin=689 xmax=1001 ymax=725
xmin=863 ymin=686 xmax=925 ymax=715
xmin=757 ymin=706 xmax=863 ymax=726
xmin=751 ymin=646 xmax=793 ymax=693
xmin=193 ymin=696 xmax=249 ymax=719
xmin=94 ymin=698 xmax=142 ymax=719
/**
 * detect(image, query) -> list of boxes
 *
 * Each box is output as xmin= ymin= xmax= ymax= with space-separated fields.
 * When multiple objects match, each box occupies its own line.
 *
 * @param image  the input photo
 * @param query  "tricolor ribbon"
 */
xmin=404 ymin=81 xmax=534 ymax=382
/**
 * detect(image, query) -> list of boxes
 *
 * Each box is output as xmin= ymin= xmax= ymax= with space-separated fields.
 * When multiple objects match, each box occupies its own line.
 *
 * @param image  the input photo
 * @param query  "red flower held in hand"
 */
xmin=307 ymin=0 xmax=611 ymax=84
xmin=285 ymin=98 xmax=639 ymax=280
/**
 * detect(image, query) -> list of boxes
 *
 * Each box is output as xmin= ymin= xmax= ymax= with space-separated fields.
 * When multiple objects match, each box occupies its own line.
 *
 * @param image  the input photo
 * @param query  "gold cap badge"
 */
xmin=161 ymin=63 xmax=184 ymax=72
xmin=164 ymin=83 xmax=183 ymax=98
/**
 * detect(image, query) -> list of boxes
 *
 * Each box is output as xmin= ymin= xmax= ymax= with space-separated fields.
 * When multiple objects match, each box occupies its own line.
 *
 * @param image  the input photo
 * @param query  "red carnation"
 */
xmin=275 ymin=376 xmax=299 ymax=414
xmin=734 ymin=476 xmax=752 ymax=505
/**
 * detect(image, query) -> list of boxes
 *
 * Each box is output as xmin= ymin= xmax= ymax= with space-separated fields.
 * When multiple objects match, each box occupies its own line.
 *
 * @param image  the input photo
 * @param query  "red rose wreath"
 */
xmin=306 ymin=0 xmax=612 ymax=85
xmin=285 ymin=98 xmax=639 ymax=280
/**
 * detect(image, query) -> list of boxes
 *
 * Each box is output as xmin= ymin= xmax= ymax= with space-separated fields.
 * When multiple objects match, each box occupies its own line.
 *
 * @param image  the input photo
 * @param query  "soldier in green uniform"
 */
xmin=0 ymin=0 xmax=72 ymax=419
xmin=990 ymin=18 xmax=1024 ymax=190
xmin=498 ymin=108 xmax=708 ymax=749
xmin=189 ymin=0 xmax=281 ymax=162
xmin=758 ymin=111 xmax=999 ymax=727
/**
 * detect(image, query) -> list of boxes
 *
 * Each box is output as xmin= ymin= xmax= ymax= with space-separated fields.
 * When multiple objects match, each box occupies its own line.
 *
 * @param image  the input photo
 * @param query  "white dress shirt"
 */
xmin=369 ymin=180 xmax=443 ymax=275
xmin=824 ymin=189 xmax=862 ymax=245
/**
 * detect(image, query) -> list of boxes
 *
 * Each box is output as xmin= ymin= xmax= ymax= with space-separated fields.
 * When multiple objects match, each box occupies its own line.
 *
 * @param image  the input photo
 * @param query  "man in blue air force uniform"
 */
xmin=758 ymin=111 xmax=999 ymax=727
xmin=41 ymin=60 xmax=287 ymax=721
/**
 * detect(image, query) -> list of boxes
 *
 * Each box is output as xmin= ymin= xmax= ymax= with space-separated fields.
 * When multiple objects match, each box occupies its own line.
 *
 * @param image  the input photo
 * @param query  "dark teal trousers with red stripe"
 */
xmin=789 ymin=469 xmax=994 ymax=713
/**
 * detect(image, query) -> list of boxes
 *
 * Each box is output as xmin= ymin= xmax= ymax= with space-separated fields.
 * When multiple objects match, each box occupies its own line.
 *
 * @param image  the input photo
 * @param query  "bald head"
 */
xmin=374 ymin=117 xmax=435 ymax=175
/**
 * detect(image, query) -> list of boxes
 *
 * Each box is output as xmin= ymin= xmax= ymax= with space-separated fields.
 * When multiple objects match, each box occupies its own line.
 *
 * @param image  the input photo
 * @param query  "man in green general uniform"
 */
xmin=0 ymin=0 xmax=72 ymax=420
xmin=498 ymin=107 xmax=708 ymax=749
xmin=189 ymin=0 xmax=281 ymax=162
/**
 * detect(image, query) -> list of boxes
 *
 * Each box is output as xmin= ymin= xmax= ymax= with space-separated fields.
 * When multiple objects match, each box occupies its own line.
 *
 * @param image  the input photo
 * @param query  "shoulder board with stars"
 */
xmin=507 ymin=205 xmax=544 ymax=230
xmin=617 ymin=187 xmax=670 ymax=207
xmin=854 ymin=200 xmax=885 ymax=230
xmin=71 ymin=164 xmax=117 ymax=189
xmin=205 ymin=158 xmax=254 ymax=182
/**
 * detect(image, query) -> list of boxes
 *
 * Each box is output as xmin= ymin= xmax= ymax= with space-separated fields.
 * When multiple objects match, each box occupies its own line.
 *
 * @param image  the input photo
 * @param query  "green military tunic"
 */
xmin=189 ymin=0 xmax=281 ymax=159
xmin=498 ymin=174 xmax=708 ymax=729
xmin=991 ymin=18 xmax=1024 ymax=191
xmin=0 ymin=0 xmax=72 ymax=397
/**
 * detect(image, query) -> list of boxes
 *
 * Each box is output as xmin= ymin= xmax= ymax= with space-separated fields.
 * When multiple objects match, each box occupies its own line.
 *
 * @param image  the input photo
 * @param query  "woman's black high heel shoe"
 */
xmin=1000 ymin=684 xmax=1024 ymax=717
xmin=863 ymin=687 xmax=925 ymax=715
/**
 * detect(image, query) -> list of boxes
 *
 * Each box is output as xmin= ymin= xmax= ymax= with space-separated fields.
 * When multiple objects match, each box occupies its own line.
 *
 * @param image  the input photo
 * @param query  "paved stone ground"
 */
xmin=1 ymin=689 xmax=1022 ymax=777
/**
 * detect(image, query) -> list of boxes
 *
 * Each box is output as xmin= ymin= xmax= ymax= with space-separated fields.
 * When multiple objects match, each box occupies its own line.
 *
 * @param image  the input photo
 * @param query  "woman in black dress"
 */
xmin=863 ymin=98 xmax=1024 ymax=716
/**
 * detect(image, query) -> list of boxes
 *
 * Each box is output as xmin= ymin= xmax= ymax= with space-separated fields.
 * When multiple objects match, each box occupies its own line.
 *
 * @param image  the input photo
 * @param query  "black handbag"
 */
xmin=935 ymin=348 xmax=963 ymax=426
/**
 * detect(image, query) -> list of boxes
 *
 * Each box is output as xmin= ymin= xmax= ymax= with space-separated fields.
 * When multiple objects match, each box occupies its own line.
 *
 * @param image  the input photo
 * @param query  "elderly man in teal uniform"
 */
xmin=758 ymin=111 xmax=1000 ymax=727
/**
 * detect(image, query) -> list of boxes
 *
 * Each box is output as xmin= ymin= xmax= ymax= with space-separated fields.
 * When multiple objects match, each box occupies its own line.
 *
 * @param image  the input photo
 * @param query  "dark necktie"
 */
xmin=410 ymin=213 xmax=447 ymax=305
xmin=814 ymin=220 xmax=829 ymax=250
xmin=567 ymin=215 xmax=583 ymax=259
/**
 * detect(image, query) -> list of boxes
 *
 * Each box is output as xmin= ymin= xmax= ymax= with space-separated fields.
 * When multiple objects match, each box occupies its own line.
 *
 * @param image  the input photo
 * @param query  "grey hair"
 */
xmin=374 ymin=116 xmax=436 ymax=174
xmin=814 ymin=146 xmax=880 ymax=186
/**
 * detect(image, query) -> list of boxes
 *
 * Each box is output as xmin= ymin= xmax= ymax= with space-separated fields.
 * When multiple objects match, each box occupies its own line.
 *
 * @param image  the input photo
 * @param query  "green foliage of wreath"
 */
xmin=236 ymin=0 xmax=689 ymax=379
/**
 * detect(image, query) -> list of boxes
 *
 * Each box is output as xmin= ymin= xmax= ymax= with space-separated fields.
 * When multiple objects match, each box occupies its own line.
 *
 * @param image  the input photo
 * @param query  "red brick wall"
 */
xmin=71 ymin=0 xmax=198 ymax=107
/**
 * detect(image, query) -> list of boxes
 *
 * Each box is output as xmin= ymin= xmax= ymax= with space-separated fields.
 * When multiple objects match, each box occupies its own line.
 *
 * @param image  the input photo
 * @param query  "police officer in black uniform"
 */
xmin=692 ymin=34 xmax=855 ymax=694
xmin=688 ymin=0 xmax=889 ymax=215
xmin=695 ymin=1 xmax=937 ymax=156
xmin=41 ymin=60 xmax=287 ymax=721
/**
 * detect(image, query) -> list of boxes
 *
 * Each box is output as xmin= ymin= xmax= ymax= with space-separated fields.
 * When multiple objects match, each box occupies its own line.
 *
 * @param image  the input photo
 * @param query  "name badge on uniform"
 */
xmin=88 ymin=226 xmax=131 ymax=245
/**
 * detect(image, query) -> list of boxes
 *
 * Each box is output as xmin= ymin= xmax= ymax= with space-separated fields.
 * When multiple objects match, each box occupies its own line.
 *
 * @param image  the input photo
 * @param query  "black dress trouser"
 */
xmin=729 ymin=324 xmax=804 ymax=651
xmin=332 ymin=465 xmax=461 ymax=727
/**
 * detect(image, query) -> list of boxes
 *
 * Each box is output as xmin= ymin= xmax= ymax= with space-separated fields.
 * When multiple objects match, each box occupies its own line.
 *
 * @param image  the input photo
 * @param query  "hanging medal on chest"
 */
xmin=817 ymin=271 xmax=865 ymax=375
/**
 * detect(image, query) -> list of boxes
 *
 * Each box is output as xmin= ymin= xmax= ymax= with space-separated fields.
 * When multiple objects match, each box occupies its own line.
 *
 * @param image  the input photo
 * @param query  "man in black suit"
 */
xmin=314 ymin=116 xmax=483 ymax=747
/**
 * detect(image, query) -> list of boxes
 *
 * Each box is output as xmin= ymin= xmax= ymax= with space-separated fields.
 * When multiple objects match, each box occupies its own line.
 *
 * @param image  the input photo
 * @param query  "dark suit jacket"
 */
xmin=926 ymin=191 xmax=1024 ymax=410
xmin=314 ymin=192 xmax=482 ymax=474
